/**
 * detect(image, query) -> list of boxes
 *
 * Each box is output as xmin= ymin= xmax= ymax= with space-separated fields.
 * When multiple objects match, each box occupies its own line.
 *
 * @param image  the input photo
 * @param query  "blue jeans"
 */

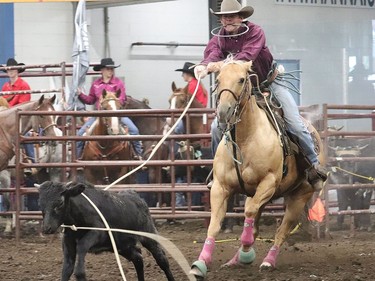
xmin=174 ymin=120 xmax=185 ymax=135
xmin=211 ymin=81 xmax=318 ymax=165
xmin=76 ymin=116 xmax=143 ymax=158
xmin=175 ymin=176 xmax=187 ymax=207
xmin=24 ymin=131 xmax=35 ymax=163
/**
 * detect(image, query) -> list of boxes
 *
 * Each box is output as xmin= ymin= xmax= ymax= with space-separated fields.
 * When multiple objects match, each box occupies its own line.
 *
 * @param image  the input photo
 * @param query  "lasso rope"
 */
xmin=331 ymin=166 xmax=375 ymax=182
xmin=210 ymin=23 xmax=250 ymax=38
xmin=63 ymin=191 xmax=195 ymax=281
xmin=103 ymin=75 xmax=203 ymax=191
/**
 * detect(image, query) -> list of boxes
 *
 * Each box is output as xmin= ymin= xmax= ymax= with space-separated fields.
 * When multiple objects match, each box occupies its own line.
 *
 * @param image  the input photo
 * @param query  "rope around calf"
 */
xmin=62 ymin=74 xmax=205 ymax=280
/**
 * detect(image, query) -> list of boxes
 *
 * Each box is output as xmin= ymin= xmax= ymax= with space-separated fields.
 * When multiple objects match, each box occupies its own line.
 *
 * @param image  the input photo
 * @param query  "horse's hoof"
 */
xmin=190 ymin=260 xmax=207 ymax=279
xmin=239 ymin=247 xmax=256 ymax=264
xmin=259 ymin=261 xmax=274 ymax=271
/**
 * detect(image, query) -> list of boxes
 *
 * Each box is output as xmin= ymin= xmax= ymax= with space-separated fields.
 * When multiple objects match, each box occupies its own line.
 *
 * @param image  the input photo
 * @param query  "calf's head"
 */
xmin=36 ymin=181 xmax=86 ymax=234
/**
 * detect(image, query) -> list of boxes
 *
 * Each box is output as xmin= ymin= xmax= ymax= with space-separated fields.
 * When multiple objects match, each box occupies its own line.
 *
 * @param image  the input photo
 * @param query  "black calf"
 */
xmin=38 ymin=181 xmax=175 ymax=281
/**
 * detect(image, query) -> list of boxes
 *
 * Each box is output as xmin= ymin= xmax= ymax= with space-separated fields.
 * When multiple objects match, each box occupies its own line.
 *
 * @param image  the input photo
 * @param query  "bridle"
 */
xmin=34 ymin=103 xmax=58 ymax=136
xmin=215 ymin=73 xmax=253 ymax=131
xmin=99 ymin=97 xmax=124 ymax=135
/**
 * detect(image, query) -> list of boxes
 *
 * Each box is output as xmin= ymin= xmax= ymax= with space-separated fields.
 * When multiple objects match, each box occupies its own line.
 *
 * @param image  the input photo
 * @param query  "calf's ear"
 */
xmin=64 ymin=182 xmax=86 ymax=197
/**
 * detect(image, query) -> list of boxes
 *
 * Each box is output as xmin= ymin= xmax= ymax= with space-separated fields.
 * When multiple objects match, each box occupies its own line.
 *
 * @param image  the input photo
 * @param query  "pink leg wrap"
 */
xmin=240 ymin=218 xmax=254 ymax=246
xmin=263 ymin=245 xmax=280 ymax=268
xmin=198 ymin=237 xmax=215 ymax=265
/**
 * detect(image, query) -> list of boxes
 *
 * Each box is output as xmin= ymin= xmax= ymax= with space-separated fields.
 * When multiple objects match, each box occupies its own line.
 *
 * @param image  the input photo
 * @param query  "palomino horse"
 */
xmin=190 ymin=60 xmax=324 ymax=279
xmin=81 ymin=90 xmax=131 ymax=184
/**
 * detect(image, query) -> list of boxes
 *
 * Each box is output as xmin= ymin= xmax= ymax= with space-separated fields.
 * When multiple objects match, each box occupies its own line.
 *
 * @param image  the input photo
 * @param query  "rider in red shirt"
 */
xmin=175 ymin=62 xmax=208 ymax=107
xmin=1 ymin=58 xmax=31 ymax=106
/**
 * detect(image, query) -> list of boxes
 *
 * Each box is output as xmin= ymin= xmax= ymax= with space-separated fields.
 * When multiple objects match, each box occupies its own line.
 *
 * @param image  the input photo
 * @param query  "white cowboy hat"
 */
xmin=210 ymin=0 xmax=254 ymax=19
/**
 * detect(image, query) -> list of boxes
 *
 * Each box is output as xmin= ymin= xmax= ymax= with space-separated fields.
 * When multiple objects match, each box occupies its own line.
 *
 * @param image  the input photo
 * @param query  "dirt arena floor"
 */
xmin=0 ymin=217 xmax=374 ymax=281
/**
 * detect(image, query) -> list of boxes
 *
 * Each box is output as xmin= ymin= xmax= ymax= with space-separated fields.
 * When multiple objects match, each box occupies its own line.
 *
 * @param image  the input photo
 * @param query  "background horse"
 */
xmin=125 ymin=96 xmax=169 ymax=206
xmin=0 ymin=95 xmax=59 ymax=232
xmin=168 ymin=83 xmax=216 ymax=216
xmin=81 ymin=90 xmax=131 ymax=185
xmin=0 ymin=95 xmax=59 ymax=171
xmin=168 ymin=81 xmax=205 ymax=136
xmin=190 ymin=60 xmax=325 ymax=279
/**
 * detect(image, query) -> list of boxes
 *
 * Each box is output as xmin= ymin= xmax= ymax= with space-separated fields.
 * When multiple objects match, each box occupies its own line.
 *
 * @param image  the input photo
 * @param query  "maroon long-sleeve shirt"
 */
xmin=201 ymin=21 xmax=273 ymax=82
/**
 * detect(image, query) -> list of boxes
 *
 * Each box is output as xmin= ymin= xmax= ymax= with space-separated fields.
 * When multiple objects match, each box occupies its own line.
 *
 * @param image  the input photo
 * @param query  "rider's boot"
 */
xmin=308 ymin=163 xmax=328 ymax=192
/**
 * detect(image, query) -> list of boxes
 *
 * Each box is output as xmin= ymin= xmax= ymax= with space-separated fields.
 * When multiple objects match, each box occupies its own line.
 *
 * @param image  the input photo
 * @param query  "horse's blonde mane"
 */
xmin=222 ymin=55 xmax=243 ymax=66
xmin=221 ymin=55 xmax=253 ymax=72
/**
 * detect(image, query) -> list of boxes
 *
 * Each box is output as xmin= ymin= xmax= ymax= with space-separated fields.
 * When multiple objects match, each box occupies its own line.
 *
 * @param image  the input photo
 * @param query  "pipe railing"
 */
xmin=3 ymin=102 xmax=375 ymax=241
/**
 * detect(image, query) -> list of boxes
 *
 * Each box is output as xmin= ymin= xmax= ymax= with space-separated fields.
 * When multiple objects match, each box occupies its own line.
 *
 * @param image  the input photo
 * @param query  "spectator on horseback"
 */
xmin=194 ymin=0 xmax=327 ymax=191
xmin=173 ymin=62 xmax=208 ymax=207
xmin=176 ymin=62 xmax=208 ymax=107
xmin=1 ymin=58 xmax=35 ymax=175
xmin=76 ymin=58 xmax=143 ymax=159
xmin=174 ymin=62 xmax=208 ymax=135
xmin=1 ymin=58 xmax=31 ymax=106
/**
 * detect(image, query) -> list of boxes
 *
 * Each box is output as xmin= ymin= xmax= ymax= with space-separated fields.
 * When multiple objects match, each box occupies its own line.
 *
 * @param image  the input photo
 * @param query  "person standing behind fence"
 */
xmin=76 ymin=58 xmax=143 ymax=159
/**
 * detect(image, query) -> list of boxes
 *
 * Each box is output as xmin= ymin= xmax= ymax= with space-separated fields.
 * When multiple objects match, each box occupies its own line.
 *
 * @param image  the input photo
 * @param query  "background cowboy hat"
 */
xmin=93 ymin=58 xmax=120 ymax=71
xmin=2 ymin=58 xmax=26 ymax=73
xmin=175 ymin=62 xmax=196 ymax=77
xmin=210 ymin=0 xmax=254 ymax=19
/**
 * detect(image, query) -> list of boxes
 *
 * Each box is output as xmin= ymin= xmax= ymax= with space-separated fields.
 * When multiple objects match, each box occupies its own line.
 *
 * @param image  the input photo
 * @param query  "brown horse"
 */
xmin=168 ymin=81 xmax=205 ymax=136
xmin=81 ymin=90 xmax=131 ymax=184
xmin=190 ymin=60 xmax=324 ymax=279
xmin=0 ymin=97 xmax=10 ymax=109
xmin=125 ymin=96 xmax=170 ymax=206
xmin=0 ymin=95 xmax=58 ymax=172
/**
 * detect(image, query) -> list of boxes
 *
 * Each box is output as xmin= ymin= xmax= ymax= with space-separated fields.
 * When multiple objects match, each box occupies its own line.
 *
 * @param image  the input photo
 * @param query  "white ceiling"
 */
xmin=86 ymin=0 xmax=175 ymax=9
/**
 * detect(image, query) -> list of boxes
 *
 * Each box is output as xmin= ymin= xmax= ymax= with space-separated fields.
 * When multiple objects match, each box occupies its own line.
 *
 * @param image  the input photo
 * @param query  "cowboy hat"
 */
xmin=93 ymin=58 xmax=120 ymax=71
xmin=210 ymin=0 xmax=254 ymax=19
xmin=2 ymin=58 xmax=26 ymax=73
xmin=175 ymin=62 xmax=195 ymax=77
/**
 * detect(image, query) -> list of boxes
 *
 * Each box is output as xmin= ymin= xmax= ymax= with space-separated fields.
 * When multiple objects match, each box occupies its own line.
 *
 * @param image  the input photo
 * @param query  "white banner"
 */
xmin=274 ymin=0 xmax=375 ymax=8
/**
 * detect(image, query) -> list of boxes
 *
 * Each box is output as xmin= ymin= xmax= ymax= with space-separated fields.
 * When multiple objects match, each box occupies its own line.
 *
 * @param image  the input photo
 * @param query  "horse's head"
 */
xmin=31 ymin=95 xmax=58 ymax=136
xmin=215 ymin=60 xmax=253 ymax=123
xmin=99 ymin=89 xmax=124 ymax=135
xmin=169 ymin=82 xmax=191 ymax=109
xmin=166 ymin=82 xmax=190 ymax=126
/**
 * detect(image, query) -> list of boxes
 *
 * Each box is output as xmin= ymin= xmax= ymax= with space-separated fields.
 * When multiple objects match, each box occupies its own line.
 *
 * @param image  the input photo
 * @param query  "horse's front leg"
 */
xmin=190 ymin=181 xmax=230 ymax=279
xmin=261 ymin=182 xmax=313 ymax=270
xmin=225 ymin=174 xmax=277 ymax=267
